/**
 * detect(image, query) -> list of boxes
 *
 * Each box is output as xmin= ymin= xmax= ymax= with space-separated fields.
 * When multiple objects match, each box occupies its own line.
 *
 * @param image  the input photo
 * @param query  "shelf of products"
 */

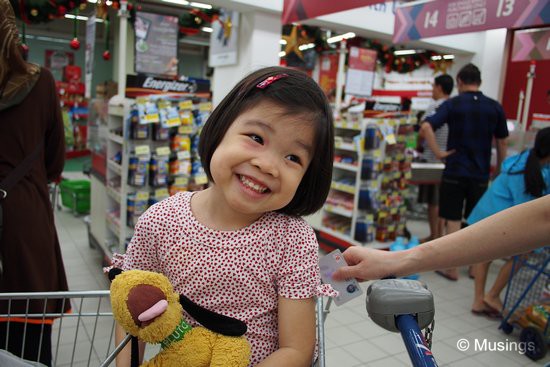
xmin=320 ymin=111 xmax=416 ymax=248
xmin=103 ymin=94 xmax=211 ymax=255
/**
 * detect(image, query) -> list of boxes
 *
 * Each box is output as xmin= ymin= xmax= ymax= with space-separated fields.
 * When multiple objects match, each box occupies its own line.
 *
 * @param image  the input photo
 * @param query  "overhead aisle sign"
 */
xmin=512 ymin=27 xmax=550 ymax=62
xmin=282 ymin=0 xmax=385 ymax=24
xmin=394 ymin=0 xmax=550 ymax=43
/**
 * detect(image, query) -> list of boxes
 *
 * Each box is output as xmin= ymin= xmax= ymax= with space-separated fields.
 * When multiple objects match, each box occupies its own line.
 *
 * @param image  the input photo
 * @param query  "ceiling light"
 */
xmin=443 ymin=54 xmax=455 ymax=60
xmin=327 ymin=32 xmax=355 ymax=44
xmin=298 ymin=43 xmax=315 ymax=51
xmin=280 ymin=39 xmax=287 ymax=45
xmin=87 ymin=0 xmax=97 ymax=3
xmin=201 ymin=27 xmax=213 ymax=33
xmin=190 ymin=2 xmax=212 ymax=9
xmin=65 ymin=14 xmax=104 ymax=22
xmin=279 ymin=51 xmax=286 ymax=57
xmin=394 ymin=49 xmax=417 ymax=56
xmin=161 ymin=0 xmax=190 ymax=5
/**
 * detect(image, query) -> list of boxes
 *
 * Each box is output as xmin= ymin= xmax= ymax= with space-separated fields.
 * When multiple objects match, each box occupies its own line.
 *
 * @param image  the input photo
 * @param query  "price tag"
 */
xmin=194 ymin=175 xmax=208 ymax=185
xmin=136 ymin=97 xmax=148 ymax=104
xmin=199 ymin=102 xmax=212 ymax=111
xmin=175 ymin=177 xmax=189 ymax=186
xmin=157 ymin=100 xmax=171 ymax=109
xmin=385 ymin=133 xmax=397 ymax=145
xmin=143 ymin=114 xmax=159 ymax=124
xmin=404 ymin=171 xmax=412 ymax=179
xmin=155 ymin=188 xmax=169 ymax=198
xmin=373 ymin=149 xmax=381 ymax=158
xmin=177 ymin=150 xmax=191 ymax=160
xmin=179 ymin=100 xmax=194 ymax=110
xmin=156 ymin=146 xmax=171 ymax=156
xmin=166 ymin=117 xmax=182 ymax=127
xmin=136 ymin=191 xmax=150 ymax=201
xmin=135 ymin=145 xmax=150 ymax=156
xmin=178 ymin=126 xmax=193 ymax=135
xmin=390 ymin=207 xmax=398 ymax=215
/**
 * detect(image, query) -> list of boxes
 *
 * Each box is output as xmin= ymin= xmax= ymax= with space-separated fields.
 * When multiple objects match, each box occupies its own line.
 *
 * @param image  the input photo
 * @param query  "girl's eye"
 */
xmin=249 ymin=134 xmax=264 ymax=144
xmin=286 ymin=155 xmax=301 ymax=164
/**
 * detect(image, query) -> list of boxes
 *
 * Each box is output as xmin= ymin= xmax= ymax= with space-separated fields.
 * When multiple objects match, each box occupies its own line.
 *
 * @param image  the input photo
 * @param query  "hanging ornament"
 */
xmin=30 ymin=8 xmax=38 ymax=17
xmin=57 ymin=5 xmax=67 ymax=16
xmin=102 ymin=18 xmax=111 ymax=61
xmin=79 ymin=2 xmax=86 ymax=11
xmin=281 ymin=25 xmax=311 ymax=60
xmin=20 ymin=22 xmax=29 ymax=60
xmin=70 ymin=9 xmax=80 ymax=50
xmin=70 ymin=38 xmax=81 ymax=50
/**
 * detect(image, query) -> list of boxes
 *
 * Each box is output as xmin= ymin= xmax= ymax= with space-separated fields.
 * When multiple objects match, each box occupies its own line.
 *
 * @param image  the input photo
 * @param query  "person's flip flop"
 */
xmin=435 ymin=270 xmax=458 ymax=281
xmin=483 ymin=301 xmax=503 ymax=319
xmin=471 ymin=308 xmax=501 ymax=319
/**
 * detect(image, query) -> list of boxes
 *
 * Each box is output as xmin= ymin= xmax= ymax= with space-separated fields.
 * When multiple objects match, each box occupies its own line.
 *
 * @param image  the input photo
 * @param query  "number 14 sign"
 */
xmin=394 ymin=0 xmax=549 ymax=44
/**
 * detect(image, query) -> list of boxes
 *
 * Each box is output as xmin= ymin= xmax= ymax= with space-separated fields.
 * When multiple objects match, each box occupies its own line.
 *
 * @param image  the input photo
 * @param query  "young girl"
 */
xmin=468 ymin=127 xmax=550 ymax=317
xmin=110 ymin=66 xmax=336 ymax=366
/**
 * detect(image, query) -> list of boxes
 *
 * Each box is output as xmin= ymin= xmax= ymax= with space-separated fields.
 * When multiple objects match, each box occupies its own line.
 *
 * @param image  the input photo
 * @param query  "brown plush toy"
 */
xmin=110 ymin=269 xmax=251 ymax=367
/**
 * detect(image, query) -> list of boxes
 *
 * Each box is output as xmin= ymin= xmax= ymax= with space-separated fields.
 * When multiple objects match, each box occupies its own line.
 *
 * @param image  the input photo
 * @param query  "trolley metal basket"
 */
xmin=0 ymin=291 xmax=329 ymax=367
xmin=500 ymin=247 xmax=550 ymax=361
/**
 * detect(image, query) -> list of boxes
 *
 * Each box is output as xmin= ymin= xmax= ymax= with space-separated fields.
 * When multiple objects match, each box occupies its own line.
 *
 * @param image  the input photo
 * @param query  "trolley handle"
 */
xmin=366 ymin=279 xmax=437 ymax=367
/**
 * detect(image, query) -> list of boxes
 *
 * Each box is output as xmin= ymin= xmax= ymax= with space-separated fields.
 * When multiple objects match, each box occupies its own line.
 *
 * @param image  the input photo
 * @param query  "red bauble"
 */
xmin=70 ymin=38 xmax=81 ymax=50
xmin=57 ymin=5 xmax=67 ymax=16
xmin=102 ymin=50 xmax=111 ymax=60
xmin=127 ymin=3 xmax=133 ymax=10
xmin=20 ymin=44 xmax=29 ymax=59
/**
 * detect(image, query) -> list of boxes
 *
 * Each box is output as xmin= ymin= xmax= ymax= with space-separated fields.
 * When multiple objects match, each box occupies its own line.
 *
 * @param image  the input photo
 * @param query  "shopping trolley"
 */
xmin=366 ymin=279 xmax=437 ymax=367
xmin=500 ymin=247 xmax=550 ymax=361
xmin=0 ymin=291 xmax=330 ymax=367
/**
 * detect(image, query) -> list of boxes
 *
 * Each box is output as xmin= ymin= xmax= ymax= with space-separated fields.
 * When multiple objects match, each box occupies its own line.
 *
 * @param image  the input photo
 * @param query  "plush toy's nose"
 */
xmin=127 ymin=284 xmax=167 ymax=327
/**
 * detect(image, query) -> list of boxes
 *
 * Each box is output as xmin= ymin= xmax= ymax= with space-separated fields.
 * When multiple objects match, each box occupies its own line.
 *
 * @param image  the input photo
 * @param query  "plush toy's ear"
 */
xmin=108 ymin=268 xmax=123 ymax=282
xmin=180 ymin=295 xmax=247 ymax=336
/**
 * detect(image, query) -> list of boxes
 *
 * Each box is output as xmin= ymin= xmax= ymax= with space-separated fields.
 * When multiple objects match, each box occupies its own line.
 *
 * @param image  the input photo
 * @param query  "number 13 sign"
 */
xmin=394 ymin=0 xmax=549 ymax=44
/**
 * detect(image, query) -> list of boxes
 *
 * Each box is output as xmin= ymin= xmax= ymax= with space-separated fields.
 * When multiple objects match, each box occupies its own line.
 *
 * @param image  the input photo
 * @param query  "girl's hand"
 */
xmin=332 ymin=247 xmax=400 ymax=281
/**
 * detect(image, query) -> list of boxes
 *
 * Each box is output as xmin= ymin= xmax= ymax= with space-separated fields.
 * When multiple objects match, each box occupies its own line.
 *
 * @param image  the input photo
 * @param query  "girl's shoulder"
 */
xmin=140 ymin=191 xmax=190 ymax=223
xmin=263 ymin=212 xmax=315 ymax=237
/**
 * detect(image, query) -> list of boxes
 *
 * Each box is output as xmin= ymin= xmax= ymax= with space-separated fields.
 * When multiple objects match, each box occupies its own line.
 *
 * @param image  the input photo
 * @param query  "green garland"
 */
xmin=10 ymin=0 xmax=88 ymax=24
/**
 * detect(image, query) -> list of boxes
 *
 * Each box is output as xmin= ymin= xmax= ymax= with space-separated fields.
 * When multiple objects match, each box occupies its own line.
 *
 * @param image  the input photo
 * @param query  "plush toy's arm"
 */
xmin=180 ymin=295 xmax=247 ymax=337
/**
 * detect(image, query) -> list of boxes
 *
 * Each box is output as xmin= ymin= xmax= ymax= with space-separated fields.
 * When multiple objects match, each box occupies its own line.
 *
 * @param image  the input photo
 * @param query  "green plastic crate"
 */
xmin=59 ymin=179 xmax=91 ymax=214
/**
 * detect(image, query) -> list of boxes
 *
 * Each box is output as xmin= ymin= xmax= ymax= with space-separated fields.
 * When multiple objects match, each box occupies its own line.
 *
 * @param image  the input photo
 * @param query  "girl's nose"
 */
xmin=251 ymin=155 xmax=279 ymax=178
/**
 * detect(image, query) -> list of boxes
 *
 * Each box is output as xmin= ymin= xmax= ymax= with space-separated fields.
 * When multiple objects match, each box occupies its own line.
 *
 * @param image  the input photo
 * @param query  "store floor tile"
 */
xmin=53 ymin=202 xmax=550 ymax=366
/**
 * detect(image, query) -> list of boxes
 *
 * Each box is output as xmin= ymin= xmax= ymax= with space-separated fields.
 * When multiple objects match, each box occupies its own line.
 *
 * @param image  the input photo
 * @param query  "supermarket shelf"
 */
xmin=108 ymin=132 xmax=124 ymax=145
xmin=334 ymin=120 xmax=362 ymax=131
xmin=330 ymin=181 xmax=355 ymax=194
xmin=106 ymin=214 xmax=120 ymax=237
xmin=320 ymin=227 xmax=391 ymax=250
xmin=106 ymin=186 xmax=121 ymax=204
xmin=333 ymin=162 xmax=358 ymax=172
xmin=107 ymin=160 xmax=122 ymax=175
xmin=334 ymin=141 xmax=357 ymax=152
xmin=108 ymin=103 xmax=125 ymax=117
xmin=324 ymin=204 xmax=353 ymax=218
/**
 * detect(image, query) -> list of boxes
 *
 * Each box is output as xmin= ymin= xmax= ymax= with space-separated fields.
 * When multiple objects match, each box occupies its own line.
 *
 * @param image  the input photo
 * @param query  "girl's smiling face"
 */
xmin=208 ymin=100 xmax=315 ymax=220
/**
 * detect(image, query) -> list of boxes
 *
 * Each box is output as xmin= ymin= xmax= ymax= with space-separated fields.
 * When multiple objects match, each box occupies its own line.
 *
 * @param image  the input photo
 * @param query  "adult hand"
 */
xmin=437 ymin=149 xmax=455 ymax=161
xmin=332 ymin=247 xmax=398 ymax=282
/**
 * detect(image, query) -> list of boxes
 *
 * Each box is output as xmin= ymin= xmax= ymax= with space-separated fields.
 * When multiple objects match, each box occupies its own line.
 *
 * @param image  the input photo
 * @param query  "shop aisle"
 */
xmin=54 ymin=206 xmax=549 ymax=366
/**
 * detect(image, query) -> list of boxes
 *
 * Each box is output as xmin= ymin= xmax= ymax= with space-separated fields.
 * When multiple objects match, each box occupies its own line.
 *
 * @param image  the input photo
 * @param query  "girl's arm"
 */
xmin=114 ymin=323 xmax=145 ymax=367
xmin=257 ymin=297 xmax=316 ymax=366
xmin=334 ymin=195 xmax=550 ymax=281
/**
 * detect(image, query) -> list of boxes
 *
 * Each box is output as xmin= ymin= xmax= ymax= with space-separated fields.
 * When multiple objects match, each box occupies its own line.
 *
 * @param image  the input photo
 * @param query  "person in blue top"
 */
xmin=468 ymin=127 xmax=550 ymax=318
xmin=420 ymin=63 xmax=509 ymax=281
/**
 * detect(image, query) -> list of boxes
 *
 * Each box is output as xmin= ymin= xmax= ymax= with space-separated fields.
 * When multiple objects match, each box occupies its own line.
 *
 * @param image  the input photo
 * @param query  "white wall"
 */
xmin=211 ymin=11 xmax=280 ymax=106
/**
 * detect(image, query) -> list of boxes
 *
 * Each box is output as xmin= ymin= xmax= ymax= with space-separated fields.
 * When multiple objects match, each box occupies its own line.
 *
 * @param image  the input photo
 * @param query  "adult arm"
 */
xmin=257 ymin=297 xmax=316 ymax=366
xmin=43 ymin=69 xmax=66 ymax=181
xmin=494 ymin=138 xmax=507 ymax=177
xmin=334 ymin=195 xmax=550 ymax=281
xmin=419 ymin=122 xmax=454 ymax=160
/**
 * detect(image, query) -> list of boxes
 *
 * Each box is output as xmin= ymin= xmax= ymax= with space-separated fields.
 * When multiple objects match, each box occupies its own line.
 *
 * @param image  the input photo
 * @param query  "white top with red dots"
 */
xmin=110 ymin=191 xmax=336 ymax=365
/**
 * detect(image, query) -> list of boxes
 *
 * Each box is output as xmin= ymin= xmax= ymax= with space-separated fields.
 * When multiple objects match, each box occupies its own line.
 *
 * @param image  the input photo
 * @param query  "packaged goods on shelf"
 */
xmin=321 ymin=112 xmax=415 ymax=248
xmin=103 ymin=93 xmax=212 ymax=255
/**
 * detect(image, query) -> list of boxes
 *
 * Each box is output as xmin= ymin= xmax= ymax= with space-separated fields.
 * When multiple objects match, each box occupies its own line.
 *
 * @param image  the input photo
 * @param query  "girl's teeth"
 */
xmin=240 ymin=175 xmax=267 ymax=193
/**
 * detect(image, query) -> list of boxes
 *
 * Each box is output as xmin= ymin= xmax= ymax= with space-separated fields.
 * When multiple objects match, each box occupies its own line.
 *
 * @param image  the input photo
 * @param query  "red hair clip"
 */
xmin=256 ymin=74 xmax=289 ymax=89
